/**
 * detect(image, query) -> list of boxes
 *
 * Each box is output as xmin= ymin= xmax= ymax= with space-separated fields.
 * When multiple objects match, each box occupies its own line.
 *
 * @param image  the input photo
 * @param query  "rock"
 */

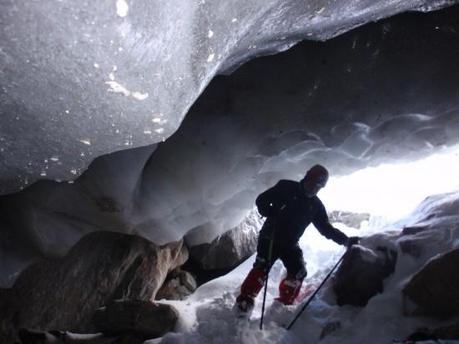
xmin=328 ymin=210 xmax=370 ymax=229
xmin=0 ymin=319 xmax=17 ymax=344
xmin=401 ymin=224 xmax=430 ymax=235
xmin=403 ymin=247 xmax=459 ymax=318
xmin=179 ymin=269 xmax=197 ymax=291
xmin=431 ymin=322 xmax=459 ymax=339
xmin=155 ymin=268 xmax=197 ymax=300
xmin=404 ymin=322 xmax=459 ymax=342
xmin=320 ymin=321 xmax=342 ymax=340
xmin=0 ymin=288 xmax=17 ymax=344
xmin=0 ymin=288 xmax=10 ymax=314
xmin=333 ymin=245 xmax=397 ymax=306
xmin=17 ymin=329 xmax=144 ymax=344
xmin=18 ymin=329 xmax=113 ymax=344
xmin=188 ymin=210 xmax=260 ymax=271
xmin=398 ymin=239 xmax=422 ymax=258
xmin=8 ymin=231 xmax=188 ymax=332
xmin=93 ymin=300 xmax=178 ymax=339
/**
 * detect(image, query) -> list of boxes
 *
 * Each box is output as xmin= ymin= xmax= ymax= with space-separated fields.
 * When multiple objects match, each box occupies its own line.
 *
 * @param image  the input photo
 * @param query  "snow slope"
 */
xmin=150 ymin=191 xmax=459 ymax=344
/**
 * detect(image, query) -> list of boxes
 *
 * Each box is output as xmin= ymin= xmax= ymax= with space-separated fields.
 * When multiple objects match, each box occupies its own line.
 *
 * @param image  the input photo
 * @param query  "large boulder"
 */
xmin=6 ymin=231 xmax=188 ymax=332
xmin=404 ymin=322 xmax=459 ymax=342
xmin=403 ymin=247 xmax=459 ymax=318
xmin=17 ymin=330 xmax=123 ymax=344
xmin=188 ymin=210 xmax=261 ymax=271
xmin=155 ymin=268 xmax=197 ymax=301
xmin=333 ymin=245 xmax=397 ymax=306
xmin=0 ymin=288 xmax=18 ymax=344
xmin=93 ymin=300 xmax=178 ymax=339
xmin=0 ymin=315 xmax=15 ymax=343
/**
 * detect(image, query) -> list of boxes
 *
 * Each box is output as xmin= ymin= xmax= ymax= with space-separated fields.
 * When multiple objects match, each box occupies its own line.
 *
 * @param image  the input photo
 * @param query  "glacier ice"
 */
xmin=1 ymin=0 xmax=458 ymax=194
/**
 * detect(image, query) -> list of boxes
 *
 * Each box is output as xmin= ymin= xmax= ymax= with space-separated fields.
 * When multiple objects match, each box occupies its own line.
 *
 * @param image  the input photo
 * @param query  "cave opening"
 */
xmin=1 ymin=3 xmax=459 ymax=343
xmin=146 ymin=4 xmax=459 ymax=246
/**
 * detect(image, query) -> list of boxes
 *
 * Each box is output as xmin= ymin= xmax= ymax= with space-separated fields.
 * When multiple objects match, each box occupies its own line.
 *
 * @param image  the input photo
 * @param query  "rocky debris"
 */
xmin=188 ymin=210 xmax=260 ymax=271
xmin=7 ymin=231 xmax=188 ymax=333
xmin=155 ymin=268 xmax=197 ymax=300
xmin=0 ymin=288 xmax=17 ymax=344
xmin=0 ymin=288 xmax=10 ymax=314
xmin=403 ymin=322 xmax=459 ymax=342
xmin=0 ymin=318 xmax=16 ymax=344
xmin=328 ymin=210 xmax=370 ymax=229
xmin=403 ymin=247 xmax=459 ymax=318
xmin=398 ymin=222 xmax=458 ymax=260
xmin=319 ymin=321 xmax=342 ymax=340
xmin=17 ymin=329 xmax=120 ymax=344
xmin=333 ymin=245 xmax=397 ymax=306
xmin=398 ymin=238 xmax=423 ymax=258
xmin=93 ymin=300 xmax=178 ymax=339
xmin=401 ymin=224 xmax=430 ymax=235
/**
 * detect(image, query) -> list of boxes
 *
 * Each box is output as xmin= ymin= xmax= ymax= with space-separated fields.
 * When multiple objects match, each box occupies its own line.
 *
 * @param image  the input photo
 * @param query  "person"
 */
xmin=235 ymin=164 xmax=359 ymax=314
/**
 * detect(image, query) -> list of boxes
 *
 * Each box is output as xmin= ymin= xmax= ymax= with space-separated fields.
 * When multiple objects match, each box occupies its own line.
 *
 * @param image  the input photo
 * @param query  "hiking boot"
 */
xmin=275 ymin=277 xmax=302 ymax=305
xmin=234 ymin=294 xmax=255 ymax=317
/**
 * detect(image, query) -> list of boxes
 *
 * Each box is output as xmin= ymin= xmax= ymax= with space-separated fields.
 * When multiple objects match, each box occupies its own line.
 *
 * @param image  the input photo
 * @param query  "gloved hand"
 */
xmin=346 ymin=236 xmax=360 ymax=248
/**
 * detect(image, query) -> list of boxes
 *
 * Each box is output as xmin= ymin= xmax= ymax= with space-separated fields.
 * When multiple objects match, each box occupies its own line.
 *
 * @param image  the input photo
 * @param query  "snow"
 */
xmin=116 ymin=0 xmax=129 ymax=18
xmin=149 ymin=191 xmax=459 ymax=344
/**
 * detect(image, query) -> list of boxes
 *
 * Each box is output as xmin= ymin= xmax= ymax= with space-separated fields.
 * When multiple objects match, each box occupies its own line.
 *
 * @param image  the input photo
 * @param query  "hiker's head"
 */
xmin=302 ymin=164 xmax=329 ymax=197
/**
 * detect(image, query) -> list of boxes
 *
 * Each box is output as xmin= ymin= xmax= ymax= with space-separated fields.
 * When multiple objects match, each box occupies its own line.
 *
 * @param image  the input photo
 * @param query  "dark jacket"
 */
xmin=256 ymin=179 xmax=348 ymax=248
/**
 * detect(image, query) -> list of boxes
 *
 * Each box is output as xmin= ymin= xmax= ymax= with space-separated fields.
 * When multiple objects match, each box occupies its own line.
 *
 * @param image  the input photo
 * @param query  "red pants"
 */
xmin=238 ymin=267 xmax=304 ymax=305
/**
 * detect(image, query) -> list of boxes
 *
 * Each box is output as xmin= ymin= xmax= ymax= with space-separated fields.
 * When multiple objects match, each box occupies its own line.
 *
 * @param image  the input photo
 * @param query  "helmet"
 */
xmin=304 ymin=164 xmax=329 ymax=188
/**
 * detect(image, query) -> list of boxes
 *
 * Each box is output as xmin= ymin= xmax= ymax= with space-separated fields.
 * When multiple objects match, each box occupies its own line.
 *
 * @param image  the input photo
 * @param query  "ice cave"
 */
xmin=1 ymin=1 xmax=459 ymax=343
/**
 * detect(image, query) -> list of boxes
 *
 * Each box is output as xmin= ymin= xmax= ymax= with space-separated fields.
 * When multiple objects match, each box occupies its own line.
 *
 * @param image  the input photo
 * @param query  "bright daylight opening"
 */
xmin=322 ymin=144 xmax=459 ymax=229
xmin=297 ymin=144 xmax=459 ymax=278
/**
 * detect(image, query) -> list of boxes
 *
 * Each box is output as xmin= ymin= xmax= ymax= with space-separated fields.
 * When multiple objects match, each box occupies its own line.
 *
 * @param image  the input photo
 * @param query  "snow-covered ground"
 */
xmin=150 ymin=191 xmax=459 ymax=344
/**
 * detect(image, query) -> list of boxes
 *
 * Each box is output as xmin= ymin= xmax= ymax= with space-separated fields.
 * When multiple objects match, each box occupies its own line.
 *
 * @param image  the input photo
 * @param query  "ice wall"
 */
xmin=135 ymin=6 xmax=459 ymax=246
xmin=1 ymin=2 xmax=459 ymax=287
xmin=1 ymin=0 xmax=458 ymax=194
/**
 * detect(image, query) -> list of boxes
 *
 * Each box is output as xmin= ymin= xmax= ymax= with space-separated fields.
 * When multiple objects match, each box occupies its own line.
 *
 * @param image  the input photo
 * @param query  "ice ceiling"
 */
xmin=1 ymin=1 xmax=459 ymax=285
xmin=1 ymin=0 xmax=458 ymax=194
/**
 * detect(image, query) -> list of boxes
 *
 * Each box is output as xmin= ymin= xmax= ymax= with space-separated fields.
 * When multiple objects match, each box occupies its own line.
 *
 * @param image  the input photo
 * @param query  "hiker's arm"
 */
xmin=312 ymin=202 xmax=348 ymax=245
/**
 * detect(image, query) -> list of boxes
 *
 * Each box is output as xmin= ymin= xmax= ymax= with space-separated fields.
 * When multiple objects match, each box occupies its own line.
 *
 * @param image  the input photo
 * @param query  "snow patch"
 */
xmin=150 ymin=191 xmax=459 ymax=343
xmin=105 ymin=81 xmax=149 ymax=100
xmin=116 ymin=0 xmax=129 ymax=17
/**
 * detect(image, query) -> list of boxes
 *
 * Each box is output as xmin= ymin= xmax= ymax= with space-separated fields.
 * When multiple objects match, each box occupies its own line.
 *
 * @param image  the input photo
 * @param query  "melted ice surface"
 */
xmin=1 ymin=0 xmax=457 ymax=193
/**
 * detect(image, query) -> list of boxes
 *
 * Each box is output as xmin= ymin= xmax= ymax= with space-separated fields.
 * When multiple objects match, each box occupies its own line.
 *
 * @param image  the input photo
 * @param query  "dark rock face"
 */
xmin=0 ymin=291 xmax=16 ymax=344
xmin=320 ymin=321 xmax=342 ymax=340
xmin=333 ymin=245 xmax=397 ymax=306
xmin=403 ymin=247 xmax=459 ymax=318
xmin=93 ymin=300 xmax=178 ymax=339
xmin=17 ymin=329 xmax=118 ymax=344
xmin=398 ymin=238 xmax=423 ymax=258
xmin=6 ymin=231 xmax=188 ymax=332
xmin=155 ymin=268 xmax=197 ymax=301
xmin=188 ymin=215 xmax=259 ymax=271
xmin=401 ymin=224 xmax=430 ymax=236
xmin=328 ymin=210 xmax=370 ymax=229
xmin=0 ymin=288 xmax=10 ymax=315
xmin=405 ymin=322 xmax=459 ymax=342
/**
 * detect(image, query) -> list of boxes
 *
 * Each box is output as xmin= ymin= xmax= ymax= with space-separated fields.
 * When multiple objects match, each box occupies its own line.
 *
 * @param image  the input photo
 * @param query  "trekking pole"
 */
xmin=259 ymin=217 xmax=277 ymax=330
xmin=259 ymin=231 xmax=274 ymax=330
xmin=286 ymin=250 xmax=347 ymax=330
